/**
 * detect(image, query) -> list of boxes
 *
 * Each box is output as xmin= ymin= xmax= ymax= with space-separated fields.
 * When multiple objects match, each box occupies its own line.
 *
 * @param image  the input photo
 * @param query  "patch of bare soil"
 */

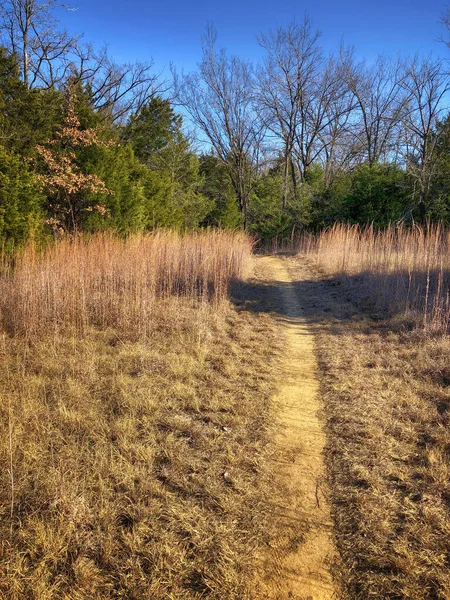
xmin=243 ymin=256 xmax=338 ymax=600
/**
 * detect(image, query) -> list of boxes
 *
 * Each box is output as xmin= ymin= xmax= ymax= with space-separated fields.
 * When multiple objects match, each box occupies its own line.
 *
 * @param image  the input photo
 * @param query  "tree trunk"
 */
xmin=290 ymin=157 xmax=298 ymax=202
xmin=418 ymin=189 xmax=427 ymax=223
xmin=22 ymin=30 xmax=29 ymax=87
xmin=282 ymin=146 xmax=290 ymax=210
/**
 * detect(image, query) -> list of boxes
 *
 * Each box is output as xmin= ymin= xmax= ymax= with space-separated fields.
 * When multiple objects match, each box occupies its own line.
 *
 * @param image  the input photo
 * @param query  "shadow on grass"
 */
xmin=231 ymin=273 xmax=361 ymax=335
xmin=231 ymin=266 xmax=450 ymax=335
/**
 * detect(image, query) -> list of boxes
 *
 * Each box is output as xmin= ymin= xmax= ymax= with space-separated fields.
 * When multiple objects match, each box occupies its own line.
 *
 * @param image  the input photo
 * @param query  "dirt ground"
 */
xmin=238 ymin=256 xmax=338 ymax=600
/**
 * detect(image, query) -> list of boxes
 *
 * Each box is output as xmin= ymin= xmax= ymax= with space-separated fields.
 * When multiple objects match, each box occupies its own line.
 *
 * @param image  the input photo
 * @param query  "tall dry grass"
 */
xmin=301 ymin=223 xmax=450 ymax=332
xmin=0 ymin=230 xmax=253 ymax=338
xmin=0 ymin=229 xmax=282 ymax=600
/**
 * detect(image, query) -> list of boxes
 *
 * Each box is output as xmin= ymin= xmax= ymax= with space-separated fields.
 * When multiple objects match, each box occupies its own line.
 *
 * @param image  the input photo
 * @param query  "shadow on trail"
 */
xmin=230 ymin=275 xmax=360 ymax=334
xmin=231 ymin=265 xmax=450 ymax=335
xmin=232 ymin=259 xmax=450 ymax=598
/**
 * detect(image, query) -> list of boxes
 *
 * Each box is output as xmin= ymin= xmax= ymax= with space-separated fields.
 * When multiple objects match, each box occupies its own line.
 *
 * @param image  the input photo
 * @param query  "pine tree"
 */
xmin=0 ymin=145 xmax=44 ymax=246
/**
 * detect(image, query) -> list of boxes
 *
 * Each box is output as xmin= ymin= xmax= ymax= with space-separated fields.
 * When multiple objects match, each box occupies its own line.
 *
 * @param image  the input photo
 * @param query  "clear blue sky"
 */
xmin=58 ymin=0 xmax=449 ymax=73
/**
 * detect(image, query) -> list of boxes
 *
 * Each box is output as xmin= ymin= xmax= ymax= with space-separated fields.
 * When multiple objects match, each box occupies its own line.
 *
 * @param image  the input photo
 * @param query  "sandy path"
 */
xmin=255 ymin=256 xmax=337 ymax=600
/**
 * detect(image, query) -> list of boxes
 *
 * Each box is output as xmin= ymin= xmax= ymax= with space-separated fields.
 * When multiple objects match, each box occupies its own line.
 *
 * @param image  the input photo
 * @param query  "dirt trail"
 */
xmin=255 ymin=256 xmax=337 ymax=600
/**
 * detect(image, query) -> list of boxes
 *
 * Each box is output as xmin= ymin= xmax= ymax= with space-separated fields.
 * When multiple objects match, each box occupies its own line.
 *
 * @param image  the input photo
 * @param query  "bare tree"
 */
xmin=318 ymin=54 xmax=359 ymax=186
xmin=257 ymin=18 xmax=321 ymax=207
xmin=257 ymin=19 xmax=355 ymax=206
xmin=0 ymin=0 xmax=79 ymax=87
xmin=292 ymin=53 xmax=356 ymax=184
xmin=72 ymin=44 xmax=165 ymax=122
xmin=343 ymin=54 xmax=409 ymax=167
xmin=400 ymin=56 xmax=450 ymax=221
xmin=178 ymin=26 xmax=264 ymax=227
xmin=0 ymin=0 xmax=165 ymax=121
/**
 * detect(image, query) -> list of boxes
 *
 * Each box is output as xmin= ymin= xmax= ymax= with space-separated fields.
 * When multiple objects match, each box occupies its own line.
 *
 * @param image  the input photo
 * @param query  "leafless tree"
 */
xmin=178 ymin=26 xmax=264 ymax=227
xmin=318 ymin=55 xmax=360 ymax=186
xmin=257 ymin=18 xmax=321 ymax=207
xmin=72 ymin=44 xmax=166 ymax=122
xmin=0 ymin=0 xmax=165 ymax=121
xmin=0 ymin=0 xmax=79 ymax=87
xmin=342 ymin=54 xmax=409 ymax=167
xmin=400 ymin=56 xmax=450 ymax=221
xmin=293 ymin=53 xmax=357 ymax=185
xmin=257 ymin=19 xmax=355 ymax=206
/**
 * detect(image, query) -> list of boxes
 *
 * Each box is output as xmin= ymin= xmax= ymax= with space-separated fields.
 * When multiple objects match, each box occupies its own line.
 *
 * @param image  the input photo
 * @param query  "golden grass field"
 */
xmin=295 ymin=223 xmax=450 ymax=599
xmin=0 ymin=231 xmax=253 ymax=337
xmin=0 ymin=231 xmax=283 ymax=599
xmin=1 ymin=225 xmax=449 ymax=600
xmin=301 ymin=223 xmax=450 ymax=332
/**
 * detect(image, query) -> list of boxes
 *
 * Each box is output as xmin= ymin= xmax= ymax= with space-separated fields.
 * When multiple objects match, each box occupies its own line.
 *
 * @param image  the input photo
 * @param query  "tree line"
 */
xmin=1 ymin=1 xmax=450 ymax=247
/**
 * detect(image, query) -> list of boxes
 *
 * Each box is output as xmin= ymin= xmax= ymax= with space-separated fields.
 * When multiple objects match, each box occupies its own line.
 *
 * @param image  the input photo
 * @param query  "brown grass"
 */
xmin=0 ymin=231 xmax=282 ymax=599
xmin=299 ymin=223 xmax=450 ymax=332
xmin=0 ymin=230 xmax=253 ymax=338
xmin=285 ymin=245 xmax=450 ymax=600
xmin=319 ymin=321 xmax=450 ymax=600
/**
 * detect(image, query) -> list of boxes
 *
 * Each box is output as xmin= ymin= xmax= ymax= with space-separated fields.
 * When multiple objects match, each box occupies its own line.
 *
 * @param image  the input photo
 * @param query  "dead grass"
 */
xmin=0 ymin=230 xmax=253 ymax=338
xmin=285 ymin=255 xmax=450 ymax=600
xmin=0 ymin=231 xmax=282 ymax=599
xmin=320 ymin=322 xmax=450 ymax=600
xmin=300 ymin=223 xmax=450 ymax=332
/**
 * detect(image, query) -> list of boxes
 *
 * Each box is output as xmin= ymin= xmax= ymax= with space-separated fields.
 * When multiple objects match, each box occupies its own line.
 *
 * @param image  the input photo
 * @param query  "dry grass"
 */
xmin=319 ymin=322 xmax=450 ymax=600
xmin=294 ymin=226 xmax=450 ymax=597
xmin=0 ymin=231 xmax=282 ymax=599
xmin=285 ymin=249 xmax=450 ymax=600
xmin=300 ymin=223 xmax=450 ymax=332
xmin=0 ymin=230 xmax=253 ymax=338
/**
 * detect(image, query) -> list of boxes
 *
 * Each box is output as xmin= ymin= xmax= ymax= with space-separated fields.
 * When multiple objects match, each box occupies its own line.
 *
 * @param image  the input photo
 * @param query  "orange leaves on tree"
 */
xmin=35 ymin=84 xmax=113 ymax=231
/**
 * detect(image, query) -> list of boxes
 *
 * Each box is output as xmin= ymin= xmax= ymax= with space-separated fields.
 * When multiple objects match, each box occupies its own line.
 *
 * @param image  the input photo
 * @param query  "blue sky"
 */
xmin=58 ymin=0 xmax=449 ymax=73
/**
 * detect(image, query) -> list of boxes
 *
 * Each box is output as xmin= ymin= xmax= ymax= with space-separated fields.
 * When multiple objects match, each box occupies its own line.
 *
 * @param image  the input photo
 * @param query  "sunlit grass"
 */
xmin=0 ymin=230 xmax=253 ymax=338
xmin=0 ymin=230 xmax=283 ymax=600
xmin=300 ymin=223 xmax=450 ymax=332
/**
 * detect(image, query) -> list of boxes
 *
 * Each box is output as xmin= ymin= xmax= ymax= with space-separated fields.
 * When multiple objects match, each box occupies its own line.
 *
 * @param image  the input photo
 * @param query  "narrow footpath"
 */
xmin=255 ymin=256 xmax=337 ymax=600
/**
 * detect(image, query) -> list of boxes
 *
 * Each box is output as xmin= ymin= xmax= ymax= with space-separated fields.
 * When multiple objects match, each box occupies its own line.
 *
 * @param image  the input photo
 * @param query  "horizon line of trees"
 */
xmin=1 ymin=0 xmax=450 ymax=247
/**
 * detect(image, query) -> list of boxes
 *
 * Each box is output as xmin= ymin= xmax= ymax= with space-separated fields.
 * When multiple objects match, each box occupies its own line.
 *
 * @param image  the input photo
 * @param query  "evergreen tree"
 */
xmin=428 ymin=115 xmax=450 ymax=222
xmin=124 ymin=98 xmax=213 ymax=229
xmin=0 ymin=145 xmax=44 ymax=246
xmin=199 ymin=154 xmax=242 ymax=228
xmin=337 ymin=164 xmax=410 ymax=225
xmin=0 ymin=47 xmax=62 ymax=155
xmin=124 ymin=97 xmax=182 ymax=165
